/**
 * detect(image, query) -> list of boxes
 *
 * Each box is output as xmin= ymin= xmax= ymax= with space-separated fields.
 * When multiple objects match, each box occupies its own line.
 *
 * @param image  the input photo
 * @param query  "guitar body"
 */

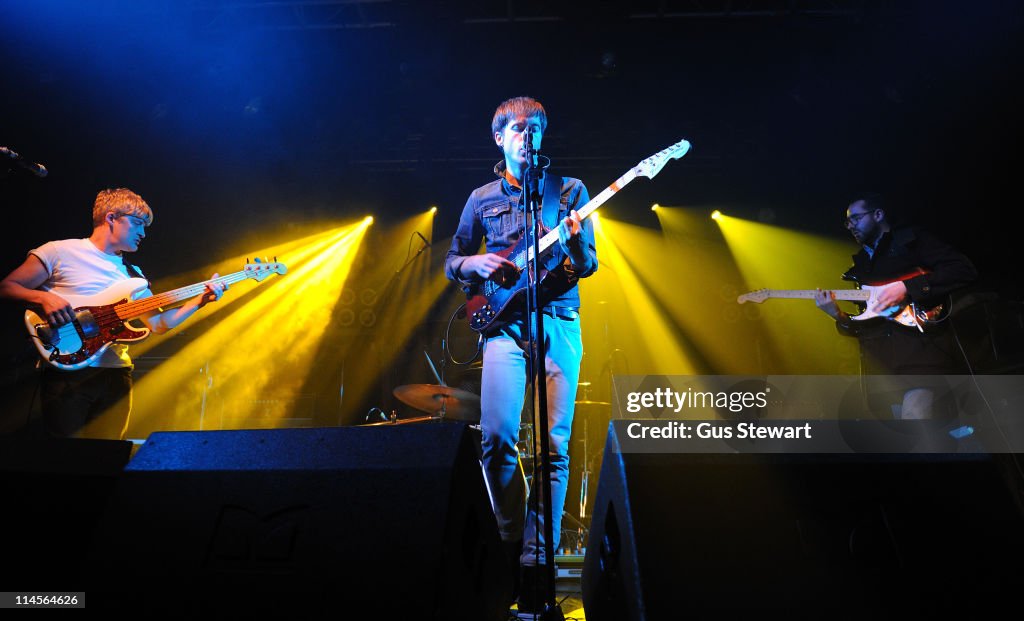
xmin=466 ymin=240 xmax=570 ymax=333
xmin=846 ymin=283 xmax=944 ymax=327
xmin=24 ymin=278 xmax=151 ymax=371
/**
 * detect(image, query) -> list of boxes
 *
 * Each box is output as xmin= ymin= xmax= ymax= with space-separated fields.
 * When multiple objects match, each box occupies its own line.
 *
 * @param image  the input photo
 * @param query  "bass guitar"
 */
xmin=466 ymin=138 xmax=692 ymax=333
xmin=26 ymin=260 xmax=287 ymax=370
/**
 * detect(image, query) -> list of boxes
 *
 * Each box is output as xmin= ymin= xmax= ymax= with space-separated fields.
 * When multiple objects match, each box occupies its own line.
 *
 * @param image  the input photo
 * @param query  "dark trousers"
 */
xmin=856 ymin=324 xmax=963 ymax=423
xmin=41 ymin=367 xmax=133 ymax=439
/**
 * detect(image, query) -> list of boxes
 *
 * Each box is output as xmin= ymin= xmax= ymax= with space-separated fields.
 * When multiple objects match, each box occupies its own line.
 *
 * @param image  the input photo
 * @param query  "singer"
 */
xmin=444 ymin=96 xmax=597 ymax=619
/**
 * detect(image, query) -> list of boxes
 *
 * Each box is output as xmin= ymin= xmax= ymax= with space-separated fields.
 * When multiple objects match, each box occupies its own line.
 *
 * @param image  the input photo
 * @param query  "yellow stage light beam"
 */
xmin=615 ymin=206 xmax=773 ymax=373
xmin=416 ymin=208 xmax=435 ymax=243
xmin=126 ymin=225 xmax=355 ymax=359
xmin=111 ymin=220 xmax=372 ymax=436
xmin=649 ymin=205 xmax=712 ymax=236
xmin=715 ymin=213 xmax=859 ymax=373
xmin=581 ymin=215 xmax=698 ymax=375
xmin=327 ymin=213 xmax=450 ymax=420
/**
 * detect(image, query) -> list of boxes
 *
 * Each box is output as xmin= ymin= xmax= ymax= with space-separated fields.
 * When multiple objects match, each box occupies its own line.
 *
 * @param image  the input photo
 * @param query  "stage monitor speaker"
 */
xmin=0 ymin=435 xmax=132 ymax=589
xmin=89 ymin=421 xmax=508 ymax=619
xmin=582 ymin=423 xmax=1024 ymax=618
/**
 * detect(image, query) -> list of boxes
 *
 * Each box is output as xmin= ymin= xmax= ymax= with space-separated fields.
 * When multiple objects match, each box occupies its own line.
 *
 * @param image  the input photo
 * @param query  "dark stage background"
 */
xmin=2 ymin=1 xmax=1022 ymax=432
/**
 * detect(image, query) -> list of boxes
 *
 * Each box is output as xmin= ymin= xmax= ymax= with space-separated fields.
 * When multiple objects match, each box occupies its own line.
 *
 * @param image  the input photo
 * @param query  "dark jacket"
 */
xmin=445 ymin=162 xmax=598 ymax=310
xmin=837 ymin=226 xmax=977 ymax=373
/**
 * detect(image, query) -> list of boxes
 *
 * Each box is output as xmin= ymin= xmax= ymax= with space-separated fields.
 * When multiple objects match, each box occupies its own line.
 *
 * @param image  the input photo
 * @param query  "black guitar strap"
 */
xmin=541 ymin=172 xmax=563 ymax=231
xmin=121 ymin=255 xmax=149 ymax=284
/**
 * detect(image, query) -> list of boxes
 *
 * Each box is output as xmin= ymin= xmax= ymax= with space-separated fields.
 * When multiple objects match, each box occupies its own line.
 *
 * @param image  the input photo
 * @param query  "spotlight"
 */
xmin=429 ymin=206 xmax=437 ymax=214
xmin=651 ymin=203 xmax=660 ymax=211
xmin=711 ymin=210 xmax=722 ymax=221
xmin=364 ymin=216 xmax=374 ymax=225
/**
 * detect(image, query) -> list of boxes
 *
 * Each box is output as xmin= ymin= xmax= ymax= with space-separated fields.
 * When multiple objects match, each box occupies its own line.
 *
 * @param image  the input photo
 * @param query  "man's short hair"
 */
xmin=92 ymin=188 xmax=153 ymax=227
xmin=491 ymin=96 xmax=548 ymax=137
xmin=849 ymin=192 xmax=886 ymax=216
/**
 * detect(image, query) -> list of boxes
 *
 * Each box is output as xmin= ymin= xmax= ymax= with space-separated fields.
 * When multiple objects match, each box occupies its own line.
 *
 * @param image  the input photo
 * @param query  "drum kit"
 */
xmin=364 ymin=358 xmax=483 ymax=426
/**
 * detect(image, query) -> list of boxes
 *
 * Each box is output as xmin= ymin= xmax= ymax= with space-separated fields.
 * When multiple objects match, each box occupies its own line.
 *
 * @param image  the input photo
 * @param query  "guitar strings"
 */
xmin=114 ymin=270 xmax=254 ymax=319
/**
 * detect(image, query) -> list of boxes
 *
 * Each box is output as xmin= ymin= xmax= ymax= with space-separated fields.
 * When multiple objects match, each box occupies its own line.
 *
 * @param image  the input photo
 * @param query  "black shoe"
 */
xmin=502 ymin=540 xmax=523 ymax=605
xmin=516 ymin=564 xmax=559 ymax=620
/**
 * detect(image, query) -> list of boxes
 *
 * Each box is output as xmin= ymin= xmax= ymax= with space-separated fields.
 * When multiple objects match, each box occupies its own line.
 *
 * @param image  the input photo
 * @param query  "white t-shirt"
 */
xmin=30 ymin=238 xmax=153 ymax=368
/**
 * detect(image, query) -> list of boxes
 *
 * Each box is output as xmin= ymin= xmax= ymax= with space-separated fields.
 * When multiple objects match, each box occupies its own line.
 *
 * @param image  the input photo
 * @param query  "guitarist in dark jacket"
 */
xmin=444 ymin=96 xmax=597 ymax=619
xmin=814 ymin=193 xmax=977 ymax=419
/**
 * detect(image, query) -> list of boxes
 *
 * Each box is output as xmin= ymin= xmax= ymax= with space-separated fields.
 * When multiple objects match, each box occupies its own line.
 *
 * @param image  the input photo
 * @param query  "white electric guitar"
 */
xmin=25 ymin=260 xmax=287 ymax=370
xmin=737 ymin=272 xmax=945 ymax=332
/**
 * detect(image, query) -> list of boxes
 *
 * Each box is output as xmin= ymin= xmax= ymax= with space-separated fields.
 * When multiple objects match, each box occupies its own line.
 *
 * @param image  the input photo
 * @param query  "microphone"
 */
xmin=415 ymin=231 xmax=430 ymax=247
xmin=524 ymin=127 xmax=538 ymax=167
xmin=1 ymin=146 xmax=48 ymax=178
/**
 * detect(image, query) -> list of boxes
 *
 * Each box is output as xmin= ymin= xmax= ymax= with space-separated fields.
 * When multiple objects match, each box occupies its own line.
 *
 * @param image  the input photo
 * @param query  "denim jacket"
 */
xmin=444 ymin=161 xmax=598 ymax=309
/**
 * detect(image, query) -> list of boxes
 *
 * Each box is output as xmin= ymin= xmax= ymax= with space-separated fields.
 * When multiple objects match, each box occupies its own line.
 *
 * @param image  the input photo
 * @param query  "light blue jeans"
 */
xmin=479 ymin=313 xmax=582 ymax=567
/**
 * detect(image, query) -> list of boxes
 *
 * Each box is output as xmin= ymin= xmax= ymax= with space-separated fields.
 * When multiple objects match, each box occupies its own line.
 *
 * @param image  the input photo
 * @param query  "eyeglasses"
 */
xmin=844 ymin=210 xmax=877 ymax=227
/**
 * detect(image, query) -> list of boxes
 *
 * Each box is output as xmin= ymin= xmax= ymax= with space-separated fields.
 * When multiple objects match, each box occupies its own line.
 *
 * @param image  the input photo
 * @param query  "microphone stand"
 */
xmin=521 ymin=128 xmax=563 ymax=620
xmin=359 ymin=233 xmax=431 ymax=419
xmin=1 ymin=146 xmax=48 ymax=178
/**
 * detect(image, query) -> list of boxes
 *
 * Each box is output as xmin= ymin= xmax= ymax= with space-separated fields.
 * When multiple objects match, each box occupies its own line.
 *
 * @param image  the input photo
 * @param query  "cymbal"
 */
xmin=393 ymin=384 xmax=481 ymax=421
xmin=575 ymin=400 xmax=611 ymax=406
xmin=362 ymin=415 xmax=438 ymax=427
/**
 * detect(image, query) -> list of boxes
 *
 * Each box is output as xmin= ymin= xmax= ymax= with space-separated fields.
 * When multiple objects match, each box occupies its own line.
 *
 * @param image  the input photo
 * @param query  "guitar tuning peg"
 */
xmin=273 ymin=256 xmax=277 ymax=263
xmin=246 ymin=257 xmax=250 ymax=264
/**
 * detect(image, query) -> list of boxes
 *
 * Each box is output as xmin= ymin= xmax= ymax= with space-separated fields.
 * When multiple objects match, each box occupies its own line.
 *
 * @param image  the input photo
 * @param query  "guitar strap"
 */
xmin=121 ymin=255 xmax=149 ymax=285
xmin=541 ymin=172 xmax=563 ymax=231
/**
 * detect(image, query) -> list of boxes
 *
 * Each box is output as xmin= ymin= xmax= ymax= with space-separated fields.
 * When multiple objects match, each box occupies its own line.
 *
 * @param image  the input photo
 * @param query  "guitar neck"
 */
xmin=527 ymin=168 xmax=638 ymax=264
xmin=761 ymin=289 xmax=869 ymax=301
xmin=115 ymin=270 xmax=251 ymax=320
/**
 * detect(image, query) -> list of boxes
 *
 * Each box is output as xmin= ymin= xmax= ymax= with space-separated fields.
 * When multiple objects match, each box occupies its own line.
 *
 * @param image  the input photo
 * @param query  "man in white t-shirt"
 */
xmin=0 ymin=188 xmax=227 ymax=439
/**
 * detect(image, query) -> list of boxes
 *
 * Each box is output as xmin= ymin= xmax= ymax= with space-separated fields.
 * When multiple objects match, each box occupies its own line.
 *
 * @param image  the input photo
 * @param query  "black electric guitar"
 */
xmin=465 ymin=138 xmax=692 ymax=333
xmin=25 ymin=260 xmax=287 ymax=370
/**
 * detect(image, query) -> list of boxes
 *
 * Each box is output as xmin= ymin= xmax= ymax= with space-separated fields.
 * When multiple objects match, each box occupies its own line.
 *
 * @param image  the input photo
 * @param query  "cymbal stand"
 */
xmin=561 ymin=510 xmax=589 ymax=555
xmin=572 ymin=378 xmax=594 ymax=551
xmin=423 ymin=349 xmax=448 ymax=420
xmin=579 ymin=415 xmax=590 ymax=522
xmin=577 ymin=377 xmax=593 ymax=523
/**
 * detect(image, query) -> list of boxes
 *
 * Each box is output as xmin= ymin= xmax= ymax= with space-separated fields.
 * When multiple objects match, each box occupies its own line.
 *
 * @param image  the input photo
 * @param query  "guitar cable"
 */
xmin=947 ymin=303 xmax=1024 ymax=488
xmin=443 ymin=302 xmax=482 ymax=366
